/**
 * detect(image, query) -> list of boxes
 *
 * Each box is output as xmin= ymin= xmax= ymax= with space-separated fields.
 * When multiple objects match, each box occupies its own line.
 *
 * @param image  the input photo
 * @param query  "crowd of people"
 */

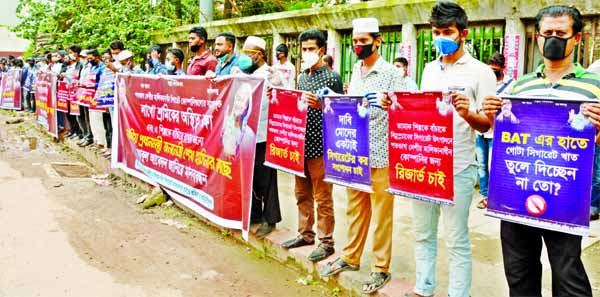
xmin=2 ymin=2 xmax=600 ymax=296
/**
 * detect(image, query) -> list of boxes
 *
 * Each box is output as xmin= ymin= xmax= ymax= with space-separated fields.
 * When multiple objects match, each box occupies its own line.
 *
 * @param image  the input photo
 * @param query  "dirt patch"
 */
xmin=50 ymin=162 xmax=94 ymax=178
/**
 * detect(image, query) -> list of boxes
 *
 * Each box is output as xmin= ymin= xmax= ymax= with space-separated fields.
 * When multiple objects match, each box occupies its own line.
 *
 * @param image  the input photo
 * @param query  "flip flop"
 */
xmin=319 ymin=257 xmax=359 ymax=277
xmin=362 ymin=272 xmax=391 ymax=294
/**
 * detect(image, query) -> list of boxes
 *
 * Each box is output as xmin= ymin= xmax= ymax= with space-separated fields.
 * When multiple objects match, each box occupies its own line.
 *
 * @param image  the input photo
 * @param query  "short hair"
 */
xmin=102 ymin=48 xmax=112 ymax=56
xmin=488 ymin=52 xmax=506 ymax=67
xmin=86 ymin=49 xmax=100 ymax=58
xmin=110 ymin=40 xmax=125 ymax=51
xmin=275 ymin=44 xmax=289 ymax=57
xmin=429 ymin=1 xmax=468 ymax=31
xmin=535 ymin=5 xmax=583 ymax=34
xmin=68 ymin=45 xmax=82 ymax=54
xmin=167 ymin=48 xmax=184 ymax=63
xmin=217 ymin=32 xmax=236 ymax=47
xmin=189 ymin=26 xmax=208 ymax=40
xmin=299 ymin=29 xmax=326 ymax=49
xmin=146 ymin=45 xmax=162 ymax=55
xmin=394 ymin=57 xmax=409 ymax=67
xmin=323 ymin=55 xmax=333 ymax=67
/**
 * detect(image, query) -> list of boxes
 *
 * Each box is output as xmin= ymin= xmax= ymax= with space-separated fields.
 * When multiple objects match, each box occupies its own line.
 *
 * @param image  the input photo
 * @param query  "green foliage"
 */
xmin=11 ymin=0 xmax=200 ymax=58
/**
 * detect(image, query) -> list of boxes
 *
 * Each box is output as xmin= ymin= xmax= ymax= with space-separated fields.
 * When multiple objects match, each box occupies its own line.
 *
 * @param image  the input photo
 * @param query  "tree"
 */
xmin=12 ymin=0 xmax=199 ymax=59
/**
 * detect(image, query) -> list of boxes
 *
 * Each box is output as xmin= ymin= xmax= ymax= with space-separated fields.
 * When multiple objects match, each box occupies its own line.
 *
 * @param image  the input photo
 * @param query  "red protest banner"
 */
xmin=264 ymin=87 xmax=307 ymax=177
xmin=1 ymin=69 xmax=22 ymax=110
xmin=34 ymin=71 xmax=59 ymax=137
xmin=388 ymin=91 xmax=454 ymax=204
xmin=57 ymin=81 xmax=70 ymax=113
xmin=112 ymin=74 xmax=265 ymax=239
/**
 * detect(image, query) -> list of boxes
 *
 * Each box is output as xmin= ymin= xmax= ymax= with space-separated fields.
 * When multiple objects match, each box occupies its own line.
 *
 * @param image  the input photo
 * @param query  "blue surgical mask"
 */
xmin=238 ymin=54 xmax=253 ymax=70
xmin=433 ymin=36 xmax=460 ymax=56
xmin=165 ymin=60 xmax=175 ymax=72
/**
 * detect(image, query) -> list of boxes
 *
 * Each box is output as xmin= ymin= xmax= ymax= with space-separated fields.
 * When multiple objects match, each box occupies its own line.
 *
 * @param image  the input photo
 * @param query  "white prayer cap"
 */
xmin=244 ymin=36 xmax=266 ymax=50
xmin=116 ymin=50 xmax=133 ymax=61
xmin=352 ymin=18 xmax=380 ymax=34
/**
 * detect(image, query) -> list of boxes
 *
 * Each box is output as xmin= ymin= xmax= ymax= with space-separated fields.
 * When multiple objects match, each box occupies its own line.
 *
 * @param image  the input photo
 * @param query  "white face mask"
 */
xmin=300 ymin=51 xmax=320 ymax=71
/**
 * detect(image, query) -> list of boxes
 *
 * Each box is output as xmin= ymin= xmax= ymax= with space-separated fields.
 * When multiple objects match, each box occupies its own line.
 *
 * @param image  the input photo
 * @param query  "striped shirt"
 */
xmin=511 ymin=63 xmax=600 ymax=100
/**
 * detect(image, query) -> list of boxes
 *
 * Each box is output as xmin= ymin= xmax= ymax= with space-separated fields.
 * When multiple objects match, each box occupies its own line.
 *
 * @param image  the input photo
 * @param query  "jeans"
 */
xmin=591 ymin=144 xmax=600 ymax=214
xmin=475 ymin=135 xmax=492 ymax=197
xmin=412 ymin=165 xmax=477 ymax=297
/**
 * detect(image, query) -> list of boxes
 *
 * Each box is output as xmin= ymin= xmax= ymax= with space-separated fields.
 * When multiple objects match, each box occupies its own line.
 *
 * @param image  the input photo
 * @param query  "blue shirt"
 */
xmin=215 ymin=54 xmax=238 ymax=76
xmin=147 ymin=60 xmax=168 ymax=75
xmin=90 ymin=63 xmax=105 ymax=90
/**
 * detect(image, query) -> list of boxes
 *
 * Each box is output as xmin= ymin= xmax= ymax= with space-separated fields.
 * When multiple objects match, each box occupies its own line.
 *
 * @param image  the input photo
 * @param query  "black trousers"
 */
xmin=76 ymin=106 xmax=93 ymax=141
xmin=251 ymin=142 xmax=281 ymax=225
xmin=103 ymin=112 xmax=112 ymax=148
xmin=27 ymin=92 xmax=36 ymax=112
xmin=66 ymin=112 xmax=81 ymax=135
xmin=501 ymin=221 xmax=592 ymax=297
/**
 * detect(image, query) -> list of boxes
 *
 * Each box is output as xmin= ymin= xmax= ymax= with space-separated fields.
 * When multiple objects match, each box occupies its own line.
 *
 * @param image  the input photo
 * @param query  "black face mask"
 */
xmin=493 ymin=70 xmax=503 ymax=80
xmin=89 ymin=60 xmax=98 ymax=67
xmin=542 ymin=35 xmax=573 ymax=61
xmin=190 ymin=45 xmax=201 ymax=53
xmin=354 ymin=43 xmax=375 ymax=60
xmin=28 ymin=62 xmax=34 ymax=67
xmin=147 ymin=58 xmax=154 ymax=68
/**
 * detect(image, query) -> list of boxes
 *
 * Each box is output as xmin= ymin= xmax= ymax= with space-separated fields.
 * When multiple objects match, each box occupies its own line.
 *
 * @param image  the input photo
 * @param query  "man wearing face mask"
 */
xmin=166 ymin=48 xmax=185 ymax=75
xmin=117 ymin=50 xmax=144 ymax=74
xmin=238 ymin=36 xmax=284 ymax=239
xmin=483 ymin=5 xmax=600 ymax=297
xmin=273 ymin=43 xmax=296 ymax=89
xmin=401 ymin=3 xmax=496 ymax=297
xmin=320 ymin=18 xmax=410 ymax=294
xmin=145 ymin=45 xmax=168 ymax=75
xmin=393 ymin=57 xmax=418 ymax=91
xmin=213 ymin=32 xmax=238 ymax=76
xmin=280 ymin=29 xmax=342 ymax=262
xmin=187 ymin=26 xmax=217 ymax=76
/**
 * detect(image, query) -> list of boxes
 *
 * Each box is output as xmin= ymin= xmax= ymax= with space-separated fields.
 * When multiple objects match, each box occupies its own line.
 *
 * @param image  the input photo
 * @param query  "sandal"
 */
xmin=477 ymin=198 xmax=488 ymax=209
xmin=319 ymin=257 xmax=359 ymax=277
xmin=362 ymin=272 xmax=391 ymax=294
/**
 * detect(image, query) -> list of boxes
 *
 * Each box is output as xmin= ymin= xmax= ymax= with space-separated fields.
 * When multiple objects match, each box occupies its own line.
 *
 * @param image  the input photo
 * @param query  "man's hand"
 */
xmin=452 ymin=92 xmax=470 ymax=119
xmin=364 ymin=92 xmax=387 ymax=109
xmin=305 ymin=92 xmax=322 ymax=109
xmin=381 ymin=92 xmax=393 ymax=111
xmin=582 ymin=102 xmax=600 ymax=130
xmin=482 ymin=95 xmax=502 ymax=124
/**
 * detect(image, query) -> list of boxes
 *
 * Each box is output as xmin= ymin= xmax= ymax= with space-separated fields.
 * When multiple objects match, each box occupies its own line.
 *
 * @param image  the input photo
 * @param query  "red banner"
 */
xmin=75 ymin=69 xmax=97 ymax=107
xmin=264 ymin=87 xmax=307 ymax=177
xmin=113 ymin=74 xmax=265 ymax=239
xmin=1 ymin=69 xmax=22 ymax=110
xmin=57 ymin=81 xmax=70 ymax=112
xmin=35 ymin=71 xmax=59 ymax=137
xmin=388 ymin=91 xmax=454 ymax=204
xmin=69 ymin=101 xmax=80 ymax=116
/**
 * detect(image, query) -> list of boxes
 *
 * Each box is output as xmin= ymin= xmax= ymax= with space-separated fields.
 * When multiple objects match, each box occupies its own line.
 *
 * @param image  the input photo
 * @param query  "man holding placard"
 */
xmin=319 ymin=17 xmax=409 ymax=294
xmin=483 ymin=5 xmax=599 ymax=297
xmin=396 ymin=2 xmax=496 ymax=297
xmin=280 ymin=29 xmax=343 ymax=262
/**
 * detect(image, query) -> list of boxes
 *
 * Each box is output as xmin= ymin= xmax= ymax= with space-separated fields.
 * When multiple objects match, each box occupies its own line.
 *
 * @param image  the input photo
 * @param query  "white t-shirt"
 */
xmin=420 ymin=52 xmax=497 ymax=174
xmin=272 ymin=60 xmax=296 ymax=89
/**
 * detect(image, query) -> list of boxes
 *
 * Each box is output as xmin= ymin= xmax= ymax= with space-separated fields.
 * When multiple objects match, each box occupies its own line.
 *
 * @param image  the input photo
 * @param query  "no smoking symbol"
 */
xmin=525 ymin=194 xmax=547 ymax=216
